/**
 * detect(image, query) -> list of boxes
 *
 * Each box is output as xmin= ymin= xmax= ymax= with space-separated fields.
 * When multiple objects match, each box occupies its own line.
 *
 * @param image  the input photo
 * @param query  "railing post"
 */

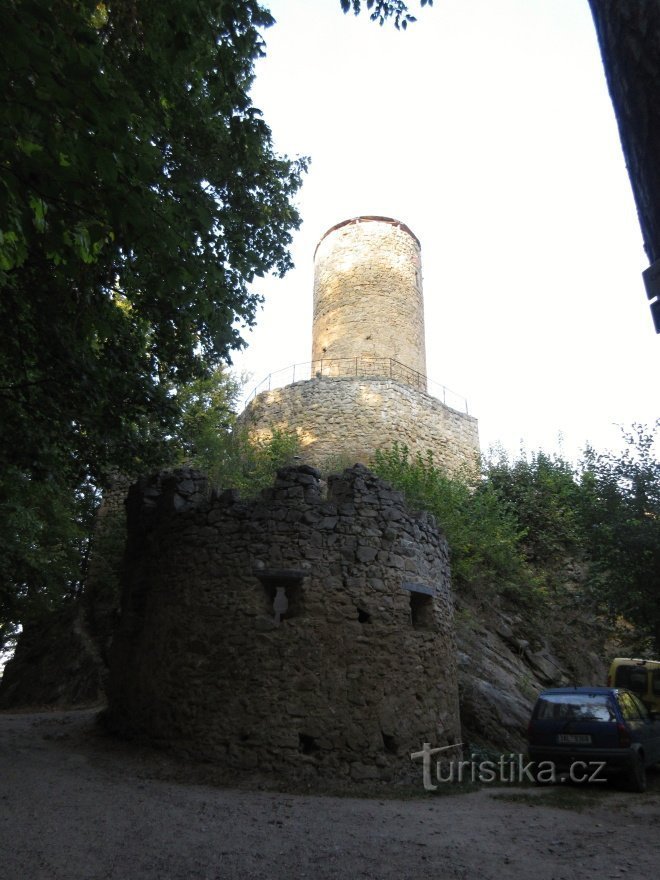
xmin=246 ymin=358 xmax=470 ymax=417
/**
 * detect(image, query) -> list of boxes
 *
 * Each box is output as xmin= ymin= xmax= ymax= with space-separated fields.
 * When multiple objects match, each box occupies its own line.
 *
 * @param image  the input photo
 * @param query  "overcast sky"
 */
xmin=230 ymin=0 xmax=658 ymax=462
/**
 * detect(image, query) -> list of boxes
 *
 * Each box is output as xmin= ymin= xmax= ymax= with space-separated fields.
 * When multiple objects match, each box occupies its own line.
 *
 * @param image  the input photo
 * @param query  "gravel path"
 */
xmin=2 ymin=709 xmax=660 ymax=879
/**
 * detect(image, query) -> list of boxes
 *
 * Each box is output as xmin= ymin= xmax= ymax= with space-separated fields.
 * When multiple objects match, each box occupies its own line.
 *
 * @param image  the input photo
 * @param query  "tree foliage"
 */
xmin=373 ymin=428 xmax=660 ymax=652
xmin=485 ymin=449 xmax=584 ymax=577
xmin=172 ymin=367 xmax=301 ymax=495
xmin=580 ymin=422 xmax=660 ymax=651
xmin=1 ymin=0 xmax=306 ymax=486
xmin=372 ymin=443 xmax=529 ymax=596
xmin=0 ymin=0 xmax=307 ymax=651
xmin=0 ymin=469 xmax=97 ymax=654
xmin=339 ymin=0 xmax=432 ymax=30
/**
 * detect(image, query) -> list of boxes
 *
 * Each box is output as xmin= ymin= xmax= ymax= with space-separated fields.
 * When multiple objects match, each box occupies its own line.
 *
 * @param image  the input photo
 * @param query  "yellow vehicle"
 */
xmin=607 ymin=658 xmax=660 ymax=713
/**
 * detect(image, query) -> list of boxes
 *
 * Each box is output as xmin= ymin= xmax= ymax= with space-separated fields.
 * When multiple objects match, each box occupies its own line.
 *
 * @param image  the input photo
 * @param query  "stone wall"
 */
xmin=240 ymin=377 xmax=480 ymax=475
xmin=312 ymin=217 xmax=427 ymax=385
xmin=105 ymin=465 xmax=461 ymax=783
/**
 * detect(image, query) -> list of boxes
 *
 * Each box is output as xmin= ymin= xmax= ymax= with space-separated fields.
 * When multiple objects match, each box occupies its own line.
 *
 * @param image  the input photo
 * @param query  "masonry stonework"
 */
xmin=243 ymin=377 xmax=479 ymax=474
xmin=241 ymin=216 xmax=480 ymax=475
xmin=105 ymin=465 xmax=461 ymax=782
xmin=312 ymin=217 xmax=426 ymax=384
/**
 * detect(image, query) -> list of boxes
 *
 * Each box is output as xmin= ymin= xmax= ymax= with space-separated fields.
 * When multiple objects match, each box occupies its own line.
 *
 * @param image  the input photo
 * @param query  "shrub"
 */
xmin=371 ymin=443 xmax=530 ymax=596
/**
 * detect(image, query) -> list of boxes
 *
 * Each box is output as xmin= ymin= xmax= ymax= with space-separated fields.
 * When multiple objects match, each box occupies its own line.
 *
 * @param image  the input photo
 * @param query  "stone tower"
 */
xmin=312 ymin=217 xmax=426 ymax=387
xmin=239 ymin=216 xmax=479 ymax=473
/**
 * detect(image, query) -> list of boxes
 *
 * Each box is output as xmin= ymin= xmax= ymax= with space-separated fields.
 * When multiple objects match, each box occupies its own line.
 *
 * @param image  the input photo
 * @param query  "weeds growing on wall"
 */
xmin=203 ymin=427 xmax=302 ymax=497
xmin=372 ymin=428 xmax=660 ymax=653
xmin=371 ymin=443 xmax=534 ymax=600
xmin=171 ymin=367 xmax=302 ymax=496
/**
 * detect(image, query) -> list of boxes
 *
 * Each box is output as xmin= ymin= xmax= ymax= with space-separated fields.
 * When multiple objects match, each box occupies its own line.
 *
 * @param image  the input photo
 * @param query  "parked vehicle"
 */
xmin=607 ymin=657 xmax=660 ymax=713
xmin=527 ymin=686 xmax=660 ymax=792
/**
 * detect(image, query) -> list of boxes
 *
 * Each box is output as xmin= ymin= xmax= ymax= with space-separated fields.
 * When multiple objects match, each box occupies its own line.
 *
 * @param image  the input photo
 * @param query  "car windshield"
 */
xmin=614 ymin=665 xmax=648 ymax=696
xmin=536 ymin=693 xmax=616 ymax=722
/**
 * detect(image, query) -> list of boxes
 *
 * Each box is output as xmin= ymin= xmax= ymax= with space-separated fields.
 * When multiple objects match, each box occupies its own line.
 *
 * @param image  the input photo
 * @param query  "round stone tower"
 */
xmin=312 ymin=216 xmax=427 ymax=387
xmin=238 ymin=216 xmax=480 ymax=475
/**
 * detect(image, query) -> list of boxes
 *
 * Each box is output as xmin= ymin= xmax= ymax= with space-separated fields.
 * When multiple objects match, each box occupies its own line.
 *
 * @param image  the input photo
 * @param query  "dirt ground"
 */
xmin=2 ymin=709 xmax=660 ymax=880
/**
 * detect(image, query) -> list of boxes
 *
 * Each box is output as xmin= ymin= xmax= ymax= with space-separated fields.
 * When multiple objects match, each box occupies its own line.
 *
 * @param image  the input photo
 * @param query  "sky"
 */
xmin=230 ymin=0 xmax=658 ymax=463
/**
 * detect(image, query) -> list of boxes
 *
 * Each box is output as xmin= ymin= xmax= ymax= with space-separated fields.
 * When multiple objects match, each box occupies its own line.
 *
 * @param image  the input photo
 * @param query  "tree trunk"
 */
xmin=588 ymin=0 xmax=660 ymax=329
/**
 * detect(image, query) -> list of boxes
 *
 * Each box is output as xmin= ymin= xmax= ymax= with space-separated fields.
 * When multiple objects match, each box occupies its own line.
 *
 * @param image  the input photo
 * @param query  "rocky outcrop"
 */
xmin=455 ymin=599 xmax=608 ymax=755
xmin=0 ymin=603 xmax=105 ymax=709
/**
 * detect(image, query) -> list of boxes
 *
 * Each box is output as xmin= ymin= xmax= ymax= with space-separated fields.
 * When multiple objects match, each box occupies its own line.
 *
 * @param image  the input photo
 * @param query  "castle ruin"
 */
xmin=105 ymin=465 xmax=461 ymax=782
xmin=103 ymin=216 xmax=473 ymax=783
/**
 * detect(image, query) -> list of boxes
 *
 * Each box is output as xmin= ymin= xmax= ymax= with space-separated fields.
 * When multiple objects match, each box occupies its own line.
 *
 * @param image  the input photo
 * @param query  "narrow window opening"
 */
xmin=357 ymin=607 xmax=371 ymax=624
xmin=410 ymin=591 xmax=434 ymax=630
xmin=382 ymin=732 xmax=398 ymax=755
xmin=261 ymin=576 xmax=304 ymax=623
xmin=298 ymin=733 xmax=320 ymax=755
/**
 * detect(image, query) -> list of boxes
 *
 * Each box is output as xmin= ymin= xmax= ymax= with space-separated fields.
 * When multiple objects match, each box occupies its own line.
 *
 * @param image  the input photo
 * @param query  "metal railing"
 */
xmin=241 ymin=357 xmax=469 ymax=413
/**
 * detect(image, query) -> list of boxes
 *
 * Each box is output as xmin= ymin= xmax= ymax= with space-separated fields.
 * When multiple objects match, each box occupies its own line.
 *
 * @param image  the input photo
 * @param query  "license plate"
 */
xmin=557 ymin=734 xmax=592 ymax=744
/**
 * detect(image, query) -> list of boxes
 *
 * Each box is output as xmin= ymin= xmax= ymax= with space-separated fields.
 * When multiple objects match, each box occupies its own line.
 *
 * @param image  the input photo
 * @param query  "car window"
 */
xmin=630 ymin=693 xmax=651 ymax=720
xmin=614 ymin=665 xmax=648 ymax=696
xmin=535 ymin=694 xmax=615 ymax=722
xmin=630 ymin=670 xmax=649 ymax=695
xmin=618 ymin=691 xmax=643 ymax=721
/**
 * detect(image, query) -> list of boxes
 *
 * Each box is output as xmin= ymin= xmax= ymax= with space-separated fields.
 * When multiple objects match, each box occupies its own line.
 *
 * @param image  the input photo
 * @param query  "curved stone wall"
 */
xmin=105 ymin=465 xmax=461 ymax=783
xmin=240 ymin=377 xmax=480 ymax=475
xmin=312 ymin=216 xmax=426 ymax=386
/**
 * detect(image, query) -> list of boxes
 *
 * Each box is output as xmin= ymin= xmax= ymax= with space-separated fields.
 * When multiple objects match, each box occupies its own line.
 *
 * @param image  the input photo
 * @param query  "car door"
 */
xmin=629 ymin=691 xmax=660 ymax=764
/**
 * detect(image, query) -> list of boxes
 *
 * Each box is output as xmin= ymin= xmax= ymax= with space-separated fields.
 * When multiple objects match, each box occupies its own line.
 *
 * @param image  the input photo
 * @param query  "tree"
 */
xmin=0 ymin=0 xmax=307 ymax=649
xmin=371 ymin=443 xmax=529 ymax=595
xmin=580 ymin=422 xmax=660 ymax=652
xmin=485 ymin=450 xmax=584 ymax=580
xmin=1 ymin=0 xmax=306 ymax=484
xmin=171 ymin=367 xmax=301 ymax=494
xmin=339 ymin=0 xmax=432 ymax=29
xmin=0 ymin=469 xmax=97 ymax=655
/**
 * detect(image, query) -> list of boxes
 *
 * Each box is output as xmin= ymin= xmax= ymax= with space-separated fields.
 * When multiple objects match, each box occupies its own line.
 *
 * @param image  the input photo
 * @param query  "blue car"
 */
xmin=527 ymin=686 xmax=660 ymax=792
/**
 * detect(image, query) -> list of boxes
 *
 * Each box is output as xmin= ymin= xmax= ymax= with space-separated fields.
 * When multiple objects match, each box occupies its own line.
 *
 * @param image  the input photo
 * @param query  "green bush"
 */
xmin=171 ymin=367 xmax=301 ymax=496
xmin=371 ymin=443 xmax=530 ymax=596
xmin=483 ymin=448 xmax=587 ymax=597
xmin=208 ymin=426 xmax=302 ymax=497
xmin=579 ymin=422 xmax=660 ymax=652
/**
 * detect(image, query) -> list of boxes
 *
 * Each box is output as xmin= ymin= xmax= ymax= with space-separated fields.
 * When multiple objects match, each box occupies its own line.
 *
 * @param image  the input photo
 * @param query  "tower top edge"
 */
xmin=314 ymin=216 xmax=421 ymax=259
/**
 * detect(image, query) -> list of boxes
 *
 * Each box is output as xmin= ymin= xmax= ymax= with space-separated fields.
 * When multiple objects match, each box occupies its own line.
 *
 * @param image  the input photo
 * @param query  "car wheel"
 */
xmin=627 ymin=753 xmax=647 ymax=793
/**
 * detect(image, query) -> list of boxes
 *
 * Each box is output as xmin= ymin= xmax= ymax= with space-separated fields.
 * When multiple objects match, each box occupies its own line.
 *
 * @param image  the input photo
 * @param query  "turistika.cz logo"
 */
xmin=410 ymin=742 xmax=607 ymax=790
